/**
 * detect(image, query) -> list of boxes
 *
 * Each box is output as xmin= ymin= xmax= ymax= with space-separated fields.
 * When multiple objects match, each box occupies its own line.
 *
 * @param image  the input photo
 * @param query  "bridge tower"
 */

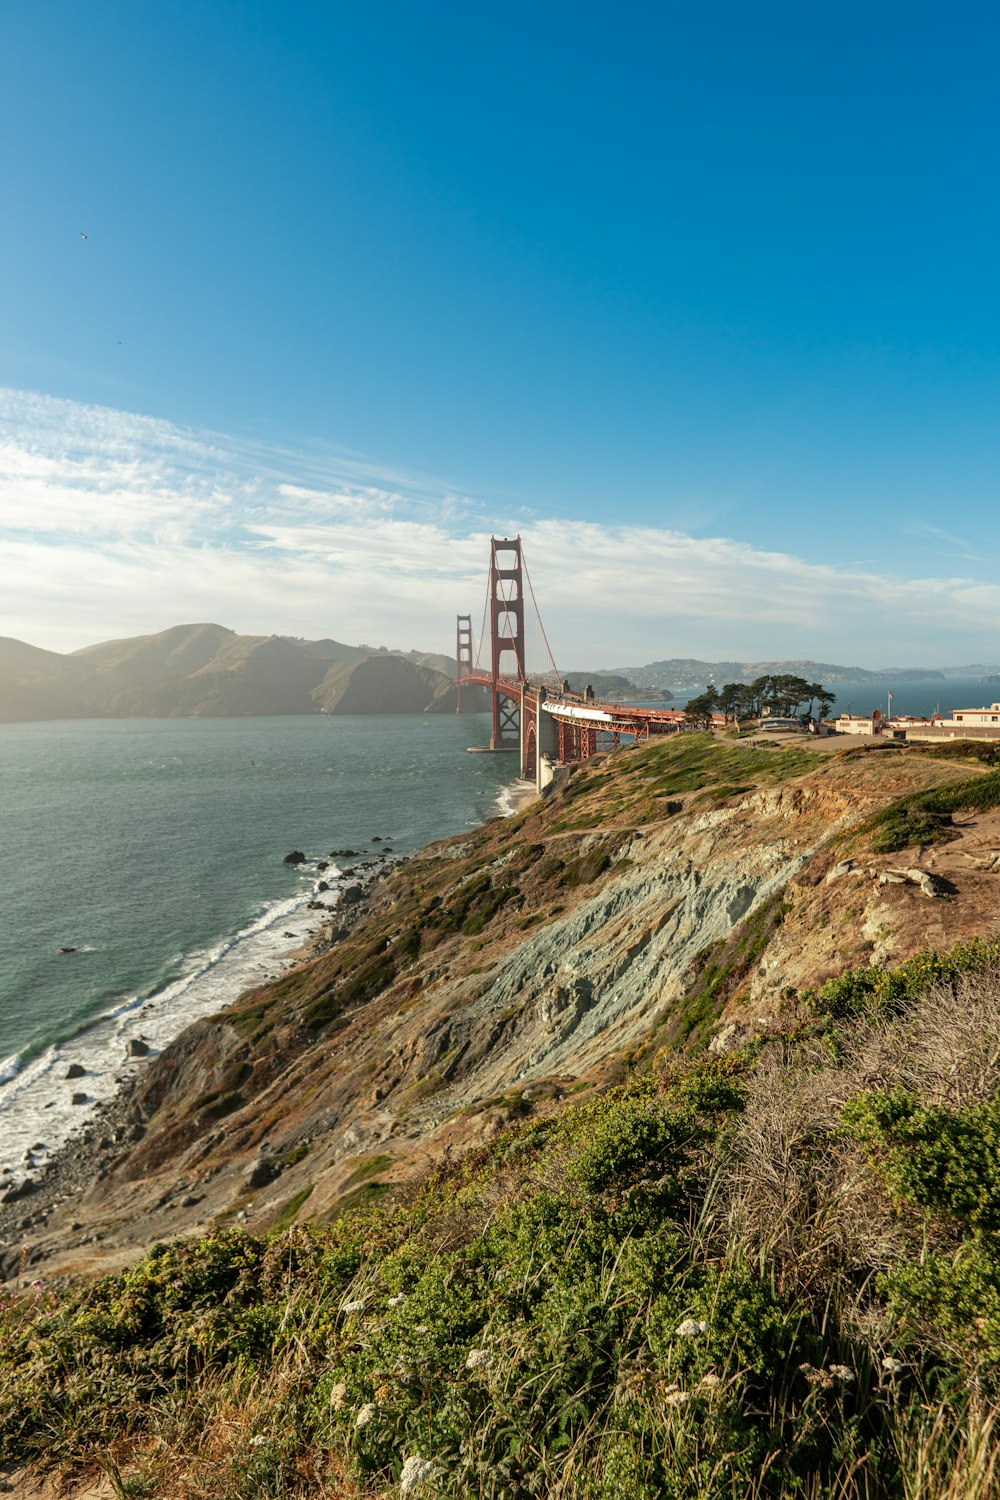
xmin=489 ymin=536 xmax=525 ymax=750
xmin=455 ymin=614 xmax=473 ymax=713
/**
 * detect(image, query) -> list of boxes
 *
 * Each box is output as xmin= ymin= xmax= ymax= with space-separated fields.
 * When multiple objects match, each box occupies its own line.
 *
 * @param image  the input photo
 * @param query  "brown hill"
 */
xmin=313 ymin=653 xmax=467 ymax=714
xmin=0 ymin=636 xmax=102 ymax=718
xmin=0 ymin=675 xmax=100 ymax=723
xmin=73 ymin=622 xmax=237 ymax=691
xmin=0 ymin=625 xmax=482 ymax=721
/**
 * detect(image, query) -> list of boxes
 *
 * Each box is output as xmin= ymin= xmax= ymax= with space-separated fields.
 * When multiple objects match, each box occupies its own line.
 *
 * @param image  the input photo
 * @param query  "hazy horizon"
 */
xmin=3 ymin=5 xmax=999 ymax=666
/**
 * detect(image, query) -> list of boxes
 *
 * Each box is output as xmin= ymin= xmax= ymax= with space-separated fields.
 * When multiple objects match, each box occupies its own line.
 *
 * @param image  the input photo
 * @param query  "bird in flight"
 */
xmin=80 ymin=231 xmax=89 ymax=241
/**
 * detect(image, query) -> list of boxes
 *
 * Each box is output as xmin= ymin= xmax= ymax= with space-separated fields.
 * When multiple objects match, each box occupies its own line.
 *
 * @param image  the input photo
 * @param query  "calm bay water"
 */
xmin=0 ymin=714 xmax=511 ymax=1174
xmin=826 ymin=677 xmax=998 ymax=719
xmin=669 ymin=676 xmax=996 ymax=719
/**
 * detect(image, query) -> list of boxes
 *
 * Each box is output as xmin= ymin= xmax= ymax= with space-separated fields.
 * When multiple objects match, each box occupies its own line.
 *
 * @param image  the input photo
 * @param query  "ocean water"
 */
xmin=826 ymin=677 xmax=998 ymax=719
xmin=669 ymin=677 xmax=995 ymax=720
xmin=0 ymin=714 xmax=512 ymax=1177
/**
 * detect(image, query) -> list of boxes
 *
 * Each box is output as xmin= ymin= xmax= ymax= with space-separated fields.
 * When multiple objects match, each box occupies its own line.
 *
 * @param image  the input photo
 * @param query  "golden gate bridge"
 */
xmin=455 ymin=537 xmax=686 ymax=792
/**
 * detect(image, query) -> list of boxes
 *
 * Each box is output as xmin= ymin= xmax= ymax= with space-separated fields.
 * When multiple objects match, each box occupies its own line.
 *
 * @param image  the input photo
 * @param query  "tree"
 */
xmin=719 ymin=682 xmax=755 ymax=723
xmin=814 ymin=688 xmax=837 ymax=721
xmin=684 ymin=686 xmax=719 ymax=728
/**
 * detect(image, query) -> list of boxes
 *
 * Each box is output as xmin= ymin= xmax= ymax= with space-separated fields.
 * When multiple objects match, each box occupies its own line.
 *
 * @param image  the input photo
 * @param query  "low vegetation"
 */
xmin=548 ymin=732 xmax=816 ymax=830
xmin=6 ymin=939 xmax=1000 ymax=1497
xmin=861 ymin=768 xmax=1000 ymax=853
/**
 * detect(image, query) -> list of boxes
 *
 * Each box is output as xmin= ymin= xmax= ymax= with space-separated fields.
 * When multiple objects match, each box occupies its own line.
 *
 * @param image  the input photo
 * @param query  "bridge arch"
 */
xmin=523 ymin=721 xmax=537 ymax=779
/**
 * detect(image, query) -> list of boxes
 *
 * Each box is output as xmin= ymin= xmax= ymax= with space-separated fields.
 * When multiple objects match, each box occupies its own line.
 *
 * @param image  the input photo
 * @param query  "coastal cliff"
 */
xmin=6 ymin=732 xmax=1000 ymax=1497
xmin=9 ymin=733 xmax=1000 ymax=1282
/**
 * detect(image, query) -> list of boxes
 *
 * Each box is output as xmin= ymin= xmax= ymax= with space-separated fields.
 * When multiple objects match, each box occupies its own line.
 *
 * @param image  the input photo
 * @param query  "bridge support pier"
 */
xmin=488 ymin=538 xmax=525 ymax=751
xmin=535 ymin=689 xmax=559 ymax=793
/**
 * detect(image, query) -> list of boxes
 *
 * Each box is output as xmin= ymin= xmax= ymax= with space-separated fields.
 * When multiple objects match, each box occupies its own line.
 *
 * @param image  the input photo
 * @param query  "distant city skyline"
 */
xmin=2 ymin=2 xmax=999 ymax=663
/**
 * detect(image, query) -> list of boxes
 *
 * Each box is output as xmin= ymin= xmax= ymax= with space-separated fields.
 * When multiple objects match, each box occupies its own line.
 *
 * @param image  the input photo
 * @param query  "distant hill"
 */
xmin=0 ymin=625 xmax=486 ymax=723
xmin=561 ymin=671 xmax=650 ymax=699
xmin=313 ymin=655 xmax=462 ymax=714
xmin=614 ymin=658 xmax=950 ymax=692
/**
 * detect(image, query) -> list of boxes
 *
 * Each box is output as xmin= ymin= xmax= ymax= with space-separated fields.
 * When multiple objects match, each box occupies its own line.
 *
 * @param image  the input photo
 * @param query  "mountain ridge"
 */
xmin=0 ymin=625 xmax=484 ymax=721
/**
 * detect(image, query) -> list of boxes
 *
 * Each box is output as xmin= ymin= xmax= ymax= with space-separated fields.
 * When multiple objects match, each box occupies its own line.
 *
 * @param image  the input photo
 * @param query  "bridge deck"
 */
xmin=460 ymin=671 xmax=684 ymax=733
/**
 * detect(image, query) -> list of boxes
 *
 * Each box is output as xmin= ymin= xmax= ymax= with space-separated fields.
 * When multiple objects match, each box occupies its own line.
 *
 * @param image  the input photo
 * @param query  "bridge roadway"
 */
xmin=460 ymin=670 xmax=686 ymax=792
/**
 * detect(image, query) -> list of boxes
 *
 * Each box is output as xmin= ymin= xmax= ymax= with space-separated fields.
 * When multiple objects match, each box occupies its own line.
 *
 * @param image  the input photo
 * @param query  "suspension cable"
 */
xmin=473 ymin=561 xmax=491 ymax=672
xmin=522 ymin=547 xmax=561 ymax=683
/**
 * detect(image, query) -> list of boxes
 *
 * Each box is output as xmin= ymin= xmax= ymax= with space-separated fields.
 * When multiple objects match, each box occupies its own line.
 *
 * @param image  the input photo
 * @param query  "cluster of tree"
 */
xmin=683 ymin=674 xmax=837 ymax=727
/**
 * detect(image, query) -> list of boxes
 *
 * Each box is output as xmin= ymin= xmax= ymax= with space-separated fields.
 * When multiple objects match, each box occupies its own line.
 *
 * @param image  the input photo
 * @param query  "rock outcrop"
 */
xmin=7 ymin=735 xmax=1000 ymax=1283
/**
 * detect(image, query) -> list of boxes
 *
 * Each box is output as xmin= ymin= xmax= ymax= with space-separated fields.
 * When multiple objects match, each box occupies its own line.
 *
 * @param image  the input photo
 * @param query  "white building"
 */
xmin=835 ymin=712 xmax=883 ymax=736
xmin=950 ymin=703 xmax=1000 ymax=727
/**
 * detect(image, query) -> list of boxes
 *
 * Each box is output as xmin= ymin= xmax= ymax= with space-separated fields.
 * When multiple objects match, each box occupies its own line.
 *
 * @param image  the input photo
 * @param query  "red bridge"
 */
xmin=456 ymin=537 xmax=687 ymax=791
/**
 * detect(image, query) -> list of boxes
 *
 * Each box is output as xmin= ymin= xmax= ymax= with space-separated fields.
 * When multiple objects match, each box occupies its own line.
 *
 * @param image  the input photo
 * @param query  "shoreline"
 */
xmin=0 ymin=772 xmax=526 ymax=1256
xmin=0 ymin=847 xmax=399 ymax=1188
xmin=0 ymin=852 xmax=394 ymax=1271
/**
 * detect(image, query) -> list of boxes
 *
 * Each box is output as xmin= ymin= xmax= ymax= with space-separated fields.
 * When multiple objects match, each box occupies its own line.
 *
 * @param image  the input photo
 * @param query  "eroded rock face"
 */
xmin=11 ymin=738 xmax=1000 ymax=1284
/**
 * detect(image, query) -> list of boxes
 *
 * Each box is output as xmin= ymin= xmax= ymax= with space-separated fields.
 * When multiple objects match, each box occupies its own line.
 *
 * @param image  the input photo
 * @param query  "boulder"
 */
xmin=879 ymin=866 xmax=953 ymax=898
xmin=0 ymin=1177 xmax=36 ymax=1205
xmin=127 ymin=1038 xmax=150 ymax=1058
xmin=244 ymin=1157 xmax=281 ymax=1190
xmin=65 ymin=1063 xmax=86 ymax=1080
xmin=58 ymin=946 xmax=78 ymax=955
xmin=283 ymin=850 xmax=306 ymax=865
xmin=71 ymin=1091 xmax=88 ymax=1105
xmin=339 ymin=884 xmax=364 ymax=906
xmin=904 ymin=867 xmax=952 ymax=899
xmin=316 ymin=880 xmax=329 ymax=892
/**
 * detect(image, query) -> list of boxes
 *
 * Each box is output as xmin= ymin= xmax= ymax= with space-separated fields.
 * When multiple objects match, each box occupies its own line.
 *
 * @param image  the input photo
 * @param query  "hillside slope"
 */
xmin=0 ymin=625 xmax=483 ymax=719
xmin=6 ymin=736 xmax=1000 ymax=1497
xmin=313 ymin=653 xmax=463 ymax=714
xmin=10 ymin=735 xmax=1000 ymax=1286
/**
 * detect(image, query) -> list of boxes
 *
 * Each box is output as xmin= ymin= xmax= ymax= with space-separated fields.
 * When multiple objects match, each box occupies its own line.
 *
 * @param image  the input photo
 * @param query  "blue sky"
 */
xmin=2 ymin=1 xmax=999 ymax=665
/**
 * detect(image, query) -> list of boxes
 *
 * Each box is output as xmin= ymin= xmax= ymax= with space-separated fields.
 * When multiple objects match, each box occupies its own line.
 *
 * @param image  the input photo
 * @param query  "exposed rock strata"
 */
xmin=6 ymin=737 xmax=1000 ymax=1284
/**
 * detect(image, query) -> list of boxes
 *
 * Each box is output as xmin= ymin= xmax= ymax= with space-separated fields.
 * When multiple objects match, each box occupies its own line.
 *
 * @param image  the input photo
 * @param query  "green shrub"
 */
xmin=805 ymin=936 xmax=1000 ymax=1019
xmin=863 ymin=770 xmax=1000 ymax=853
xmin=843 ymin=1090 xmax=1000 ymax=1233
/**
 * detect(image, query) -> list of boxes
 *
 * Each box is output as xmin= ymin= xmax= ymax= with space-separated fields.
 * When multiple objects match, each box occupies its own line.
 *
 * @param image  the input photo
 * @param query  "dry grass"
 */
xmin=713 ymin=968 xmax=1000 ymax=1304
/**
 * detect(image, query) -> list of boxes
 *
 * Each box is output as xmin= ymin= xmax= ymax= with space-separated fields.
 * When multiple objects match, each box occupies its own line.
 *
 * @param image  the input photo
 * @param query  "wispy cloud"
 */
xmin=905 ymin=520 xmax=989 ymax=564
xmin=2 ymin=387 xmax=999 ymax=666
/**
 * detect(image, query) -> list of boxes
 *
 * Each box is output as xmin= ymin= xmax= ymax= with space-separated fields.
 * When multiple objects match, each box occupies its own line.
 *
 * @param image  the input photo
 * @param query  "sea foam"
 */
xmin=0 ymin=861 xmax=346 ymax=1180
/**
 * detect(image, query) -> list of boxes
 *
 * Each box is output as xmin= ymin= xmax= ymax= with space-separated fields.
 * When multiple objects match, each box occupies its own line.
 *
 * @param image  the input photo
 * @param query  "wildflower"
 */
xmin=250 ymin=1434 xmax=269 ymax=1448
xmin=342 ymin=1299 xmax=366 ymax=1316
xmin=882 ymin=1356 xmax=905 ymax=1375
xmin=355 ymin=1402 xmax=377 ymax=1429
xmin=698 ymin=1373 xmax=722 ymax=1390
xmin=399 ymin=1455 xmax=435 ymax=1495
xmin=664 ymin=1388 xmax=690 ymax=1407
xmin=465 ymin=1348 xmax=492 ymax=1371
xmin=330 ymin=1381 xmax=348 ymax=1410
xmin=799 ymin=1362 xmax=834 ymax=1389
xmin=413 ymin=1324 xmax=429 ymax=1336
xmin=675 ymin=1318 xmax=709 ymax=1337
xmin=388 ymin=1293 xmax=406 ymax=1307
xmin=829 ymin=1364 xmax=855 ymax=1383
